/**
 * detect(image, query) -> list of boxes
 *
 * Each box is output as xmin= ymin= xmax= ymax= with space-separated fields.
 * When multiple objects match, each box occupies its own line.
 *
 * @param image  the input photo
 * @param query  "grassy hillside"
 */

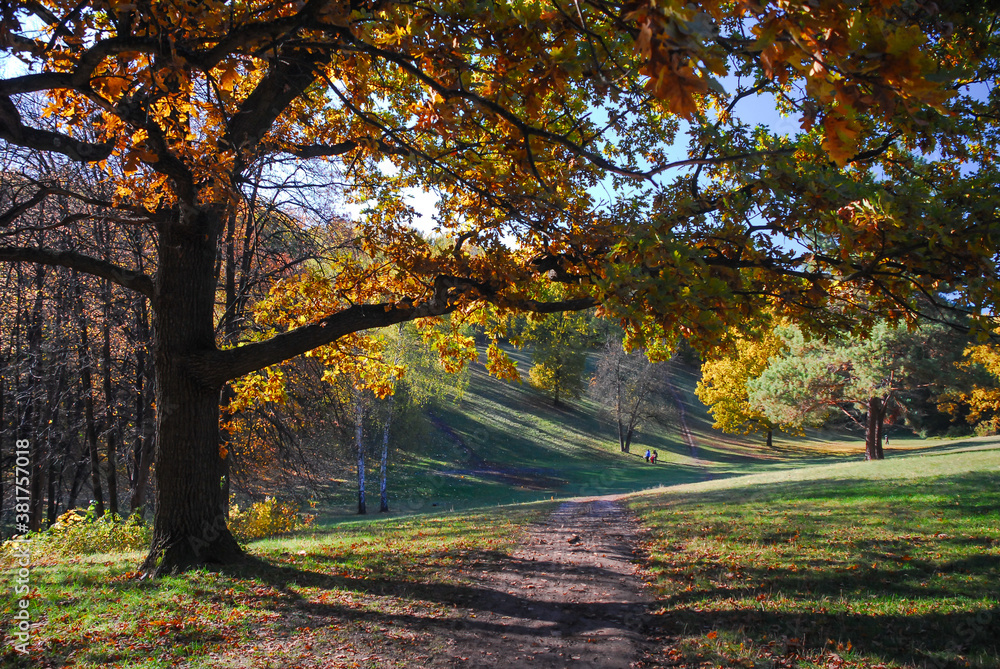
xmin=315 ymin=346 xmax=979 ymax=521
xmin=315 ymin=347 xmax=701 ymax=519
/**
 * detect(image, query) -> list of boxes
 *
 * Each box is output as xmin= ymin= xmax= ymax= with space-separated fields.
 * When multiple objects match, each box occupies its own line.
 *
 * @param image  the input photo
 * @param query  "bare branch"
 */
xmin=0 ymin=96 xmax=112 ymax=162
xmin=0 ymin=245 xmax=153 ymax=298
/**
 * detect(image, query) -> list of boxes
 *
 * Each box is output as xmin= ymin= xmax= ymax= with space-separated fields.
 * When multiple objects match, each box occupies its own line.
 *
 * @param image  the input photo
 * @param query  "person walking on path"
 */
xmin=644 ymin=449 xmax=651 ymax=462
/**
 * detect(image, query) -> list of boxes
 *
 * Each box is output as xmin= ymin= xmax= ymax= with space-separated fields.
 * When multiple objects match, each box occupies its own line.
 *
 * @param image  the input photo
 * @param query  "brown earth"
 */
xmin=424 ymin=498 xmax=658 ymax=668
xmin=214 ymin=497 xmax=662 ymax=668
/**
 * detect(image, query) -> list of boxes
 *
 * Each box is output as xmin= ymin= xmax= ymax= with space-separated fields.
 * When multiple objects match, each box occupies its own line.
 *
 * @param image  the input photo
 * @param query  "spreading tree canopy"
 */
xmin=1 ymin=0 xmax=999 ymax=573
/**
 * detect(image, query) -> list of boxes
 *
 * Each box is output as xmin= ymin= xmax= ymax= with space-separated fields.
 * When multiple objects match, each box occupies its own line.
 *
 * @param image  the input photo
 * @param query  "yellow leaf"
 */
xmin=217 ymin=63 xmax=239 ymax=92
xmin=822 ymin=112 xmax=861 ymax=166
xmin=100 ymin=75 xmax=127 ymax=100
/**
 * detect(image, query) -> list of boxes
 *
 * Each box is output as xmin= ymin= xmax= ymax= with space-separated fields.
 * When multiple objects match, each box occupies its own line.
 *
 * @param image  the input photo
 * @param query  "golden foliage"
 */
xmin=941 ymin=344 xmax=1000 ymax=432
xmin=228 ymin=498 xmax=315 ymax=542
xmin=696 ymin=327 xmax=786 ymax=436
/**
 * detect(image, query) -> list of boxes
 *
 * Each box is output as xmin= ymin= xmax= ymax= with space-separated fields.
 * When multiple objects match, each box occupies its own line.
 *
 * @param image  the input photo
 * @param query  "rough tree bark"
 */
xmin=141 ymin=206 xmax=242 ymax=575
xmin=865 ymin=396 xmax=886 ymax=461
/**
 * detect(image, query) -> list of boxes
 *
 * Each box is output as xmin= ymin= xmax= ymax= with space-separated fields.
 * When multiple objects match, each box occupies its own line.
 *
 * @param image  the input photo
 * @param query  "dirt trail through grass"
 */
xmin=439 ymin=498 xmax=654 ymax=668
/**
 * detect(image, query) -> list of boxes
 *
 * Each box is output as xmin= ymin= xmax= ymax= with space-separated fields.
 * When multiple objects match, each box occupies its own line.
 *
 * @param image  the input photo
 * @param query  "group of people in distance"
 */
xmin=644 ymin=449 xmax=658 ymax=464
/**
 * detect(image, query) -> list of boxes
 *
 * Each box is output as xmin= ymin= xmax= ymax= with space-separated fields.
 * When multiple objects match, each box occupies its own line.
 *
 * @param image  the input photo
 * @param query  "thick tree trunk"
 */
xmin=141 ymin=208 xmax=243 ymax=576
xmin=766 ymin=428 xmax=773 ymax=449
xmin=865 ymin=396 xmax=886 ymax=461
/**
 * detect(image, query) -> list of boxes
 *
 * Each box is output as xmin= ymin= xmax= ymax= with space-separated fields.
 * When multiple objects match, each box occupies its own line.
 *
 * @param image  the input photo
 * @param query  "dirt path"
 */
xmin=435 ymin=498 xmax=655 ymax=668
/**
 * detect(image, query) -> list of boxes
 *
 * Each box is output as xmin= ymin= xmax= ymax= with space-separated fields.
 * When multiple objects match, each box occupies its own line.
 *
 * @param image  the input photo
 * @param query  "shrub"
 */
xmin=974 ymin=419 xmax=999 ymax=437
xmin=1 ymin=505 xmax=150 ymax=562
xmin=228 ymin=497 xmax=314 ymax=542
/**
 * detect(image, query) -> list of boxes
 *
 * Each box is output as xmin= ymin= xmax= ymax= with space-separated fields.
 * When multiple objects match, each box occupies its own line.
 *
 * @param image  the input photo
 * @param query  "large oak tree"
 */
xmin=1 ymin=0 xmax=998 ymax=574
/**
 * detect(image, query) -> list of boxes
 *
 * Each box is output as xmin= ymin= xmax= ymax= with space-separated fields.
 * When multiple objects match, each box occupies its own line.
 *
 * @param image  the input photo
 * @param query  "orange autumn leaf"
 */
xmin=822 ymin=112 xmax=862 ymax=166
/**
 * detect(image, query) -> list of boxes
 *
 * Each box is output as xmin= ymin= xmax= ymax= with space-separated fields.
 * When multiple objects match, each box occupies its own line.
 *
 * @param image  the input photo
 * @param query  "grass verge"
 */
xmin=630 ymin=445 xmax=1000 ymax=669
xmin=1 ymin=504 xmax=551 ymax=668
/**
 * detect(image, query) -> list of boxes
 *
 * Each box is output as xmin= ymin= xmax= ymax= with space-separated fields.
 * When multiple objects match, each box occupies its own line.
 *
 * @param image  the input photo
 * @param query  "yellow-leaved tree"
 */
xmin=941 ymin=344 xmax=1000 ymax=434
xmin=697 ymin=328 xmax=787 ymax=448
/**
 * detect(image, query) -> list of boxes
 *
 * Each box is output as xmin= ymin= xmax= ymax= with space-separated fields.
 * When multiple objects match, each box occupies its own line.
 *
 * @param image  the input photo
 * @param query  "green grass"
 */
xmin=0 ymin=504 xmax=551 ymax=668
xmin=630 ymin=444 xmax=1000 ymax=669
xmin=315 ymin=347 xmax=984 ymax=522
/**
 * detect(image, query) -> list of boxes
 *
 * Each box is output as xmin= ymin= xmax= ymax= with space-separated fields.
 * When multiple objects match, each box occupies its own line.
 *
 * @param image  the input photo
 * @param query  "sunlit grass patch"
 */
xmin=632 ymin=449 xmax=1000 ymax=669
xmin=249 ymin=503 xmax=550 ymax=582
xmin=0 ymin=504 xmax=549 ymax=668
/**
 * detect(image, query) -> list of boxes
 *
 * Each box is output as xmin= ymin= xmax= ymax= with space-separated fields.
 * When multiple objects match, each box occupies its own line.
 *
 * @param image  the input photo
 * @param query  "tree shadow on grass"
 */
xmin=639 ymin=470 xmax=1000 ymax=668
xmin=652 ymin=604 xmax=1000 ymax=669
xmin=153 ymin=546 xmax=656 ymax=669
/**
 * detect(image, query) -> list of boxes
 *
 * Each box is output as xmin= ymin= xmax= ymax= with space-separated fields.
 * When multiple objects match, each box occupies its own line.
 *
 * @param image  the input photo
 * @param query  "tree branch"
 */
xmin=288 ymin=139 xmax=410 ymax=159
xmin=341 ymin=31 xmax=794 ymax=180
xmin=0 ymin=36 xmax=162 ymax=97
xmin=0 ymin=245 xmax=153 ymax=298
xmin=507 ymin=296 xmax=599 ymax=313
xmin=207 ymin=302 xmax=433 ymax=384
xmin=0 ymin=96 xmax=112 ymax=162
xmin=223 ymin=49 xmax=332 ymax=153
xmin=203 ymin=271 xmax=598 ymax=384
xmin=0 ymin=181 xmax=154 ymax=228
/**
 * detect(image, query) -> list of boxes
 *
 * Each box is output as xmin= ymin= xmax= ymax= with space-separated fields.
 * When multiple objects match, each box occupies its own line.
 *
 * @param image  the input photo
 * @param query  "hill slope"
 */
xmin=317 ymin=347 xmax=983 ymax=520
